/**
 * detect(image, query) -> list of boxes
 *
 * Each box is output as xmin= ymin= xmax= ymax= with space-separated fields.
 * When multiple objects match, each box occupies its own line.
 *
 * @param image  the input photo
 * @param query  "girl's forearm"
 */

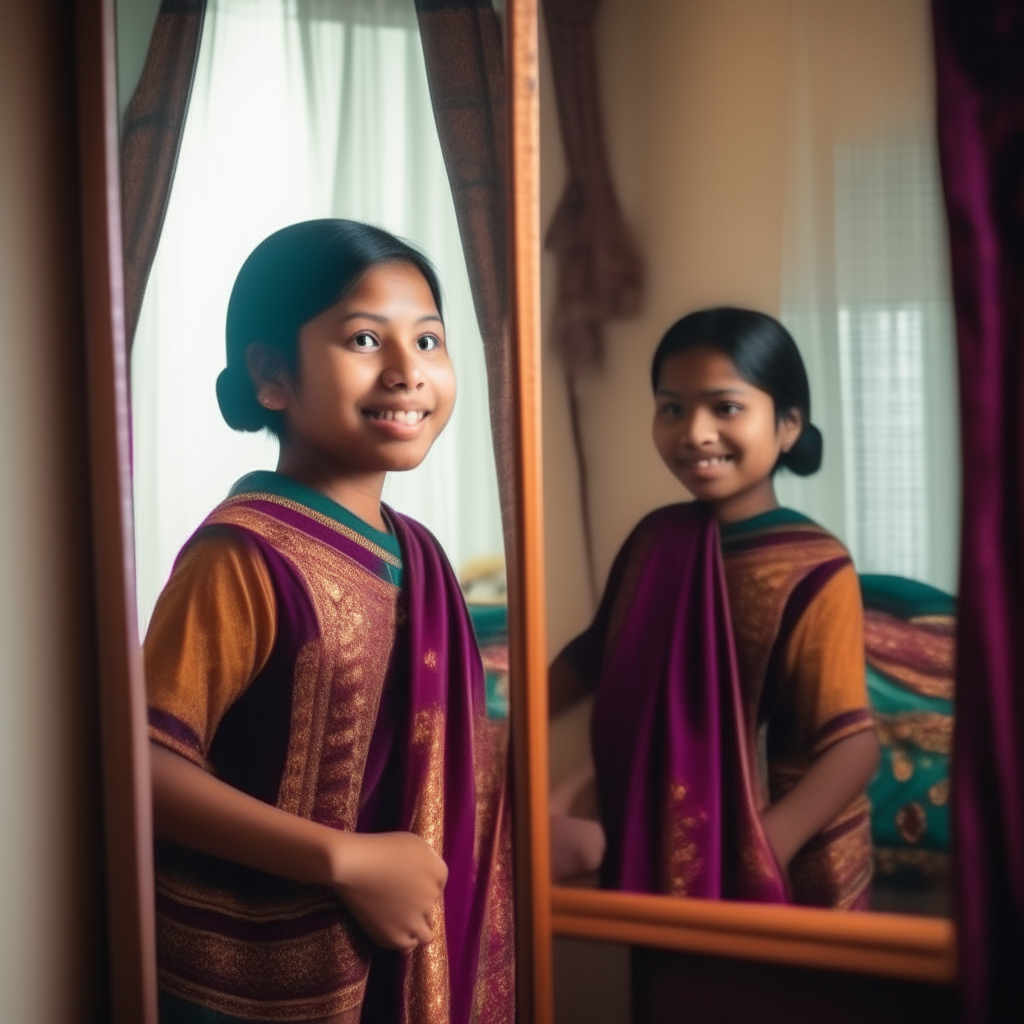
xmin=151 ymin=741 xmax=340 ymax=887
xmin=761 ymin=729 xmax=880 ymax=867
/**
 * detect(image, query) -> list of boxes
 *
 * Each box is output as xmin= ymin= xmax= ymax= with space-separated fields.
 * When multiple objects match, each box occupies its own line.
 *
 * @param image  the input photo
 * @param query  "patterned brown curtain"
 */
xmin=121 ymin=0 xmax=207 ymax=348
xmin=543 ymin=0 xmax=642 ymax=375
xmin=543 ymin=0 xmax=642 ymax=600
xmin=413 ymin=0 xmax=517 ymax=565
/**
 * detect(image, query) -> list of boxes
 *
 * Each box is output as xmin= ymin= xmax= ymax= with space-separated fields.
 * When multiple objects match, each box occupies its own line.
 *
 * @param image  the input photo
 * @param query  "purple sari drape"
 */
xmin=932 ymin=2 xmax=1024 ymax=1020
xmin=584 ymin=503 xmax=788 ymax=900
xmin=383 ymin=512 xmax=514 ymax=1024
xmin=152 ymin=491 xmax=513 ymax=1023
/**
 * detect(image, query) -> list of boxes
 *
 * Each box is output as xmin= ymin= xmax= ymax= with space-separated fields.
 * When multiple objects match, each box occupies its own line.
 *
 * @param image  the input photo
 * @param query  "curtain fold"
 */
xmin=120 ymin=0 xmax=207 ymax=347
xmin=413 ymin=0 xmax=517 ymax=566
xmin=542 ymin=0 xmax=642 ymax=375
xmin=932 ymin=2 xmax=1024 ymax=1021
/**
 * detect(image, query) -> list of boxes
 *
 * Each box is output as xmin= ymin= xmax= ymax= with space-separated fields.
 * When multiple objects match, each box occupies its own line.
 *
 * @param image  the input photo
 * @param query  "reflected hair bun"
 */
xmin=781 ymin=422 xmax=822 ymax=476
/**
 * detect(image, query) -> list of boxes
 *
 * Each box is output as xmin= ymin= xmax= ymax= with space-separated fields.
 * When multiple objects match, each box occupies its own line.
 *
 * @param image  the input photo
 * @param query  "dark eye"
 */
xmin=657 ymin=401 xmax=683 ymax=418
xmin=718 ymin=402 xmax=742 ymax=416
xmin=416 ymin=334 xmax=441 ymax=351
xmin=351 ymin=332 xmax=379 ymax=350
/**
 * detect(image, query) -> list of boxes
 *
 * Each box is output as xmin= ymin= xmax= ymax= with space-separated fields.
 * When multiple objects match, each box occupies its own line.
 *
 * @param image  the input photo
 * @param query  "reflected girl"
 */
xmin=550 ymin=308 xmax=880 ymax=909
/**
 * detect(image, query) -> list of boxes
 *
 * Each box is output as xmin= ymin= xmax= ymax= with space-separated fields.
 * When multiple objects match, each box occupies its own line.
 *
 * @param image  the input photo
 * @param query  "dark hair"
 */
xmin=216 ymin=219 xmax=443 ymax=437
xmin=650 ymin=307 xmax=822 ymax=476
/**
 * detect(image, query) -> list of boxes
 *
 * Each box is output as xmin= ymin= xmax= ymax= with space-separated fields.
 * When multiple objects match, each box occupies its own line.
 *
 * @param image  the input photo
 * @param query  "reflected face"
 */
xmin=272 ymin=261 xmax=456 ymax=474
xmin=652 ymin=347 xmax=799 ymax=522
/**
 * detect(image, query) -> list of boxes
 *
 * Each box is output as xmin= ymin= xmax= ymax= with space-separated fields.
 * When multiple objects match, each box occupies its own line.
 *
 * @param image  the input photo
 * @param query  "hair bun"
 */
xmin=216 ymin=367 xmax=268 ymax=432
xmin=782 ymin=422 xmax=823 ymax=476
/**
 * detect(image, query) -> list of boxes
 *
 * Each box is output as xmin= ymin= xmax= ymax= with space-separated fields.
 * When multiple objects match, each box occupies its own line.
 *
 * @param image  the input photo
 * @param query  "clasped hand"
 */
xmin=333 ymin=831 xmax=448 ymax=951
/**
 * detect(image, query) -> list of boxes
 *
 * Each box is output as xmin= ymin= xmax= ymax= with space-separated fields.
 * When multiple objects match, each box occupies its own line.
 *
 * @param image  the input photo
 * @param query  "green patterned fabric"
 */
xmin=467 ymin=602 xmax=509 ymax=720
xmin=861 ymin=574 xmax=955 ymax=885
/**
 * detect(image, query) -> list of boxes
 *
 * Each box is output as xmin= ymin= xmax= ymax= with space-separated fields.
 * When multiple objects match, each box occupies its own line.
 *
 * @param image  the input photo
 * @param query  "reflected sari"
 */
xmin=558 ymin=502 xmax=874 ymax=908
xmin=147 ymin=474 xmax=513 ymax=1023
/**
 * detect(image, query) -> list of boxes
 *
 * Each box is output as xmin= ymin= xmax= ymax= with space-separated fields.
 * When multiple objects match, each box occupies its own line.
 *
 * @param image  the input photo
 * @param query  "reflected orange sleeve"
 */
xmin=145 ymin=526 xmax=277 ymax=767
xmin=781 ymin=562 xmax=875 ymax=758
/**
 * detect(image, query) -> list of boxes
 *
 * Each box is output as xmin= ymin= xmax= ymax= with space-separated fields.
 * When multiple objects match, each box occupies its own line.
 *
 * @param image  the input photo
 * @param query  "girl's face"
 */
xmin=261 ymin=261 xmax=456 ymax=477
xmin=652 ymin=347 xmax=801 ymax=524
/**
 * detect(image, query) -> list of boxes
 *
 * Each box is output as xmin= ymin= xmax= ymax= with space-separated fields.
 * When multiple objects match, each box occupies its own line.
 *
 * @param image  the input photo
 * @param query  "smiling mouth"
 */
xmin=363 ymin=409 xmax=429 ymax=424
xmin=682 ymin=455 xmax=734 ymax=469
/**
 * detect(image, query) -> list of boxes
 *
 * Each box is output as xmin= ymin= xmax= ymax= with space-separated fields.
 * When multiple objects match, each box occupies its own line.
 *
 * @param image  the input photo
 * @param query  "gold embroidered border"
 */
xmin=874 ymin=711 xmax=953 ymax=755
xmin=218 ymin=491 xmax=402 ymax=568
xmin=874 ymin=846 xmax=950 ymax=880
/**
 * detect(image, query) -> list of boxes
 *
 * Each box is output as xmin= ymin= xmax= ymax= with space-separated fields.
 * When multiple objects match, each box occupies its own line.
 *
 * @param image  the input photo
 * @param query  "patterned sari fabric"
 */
xmin=146 ymin=473 xmax=513 ymax=1024
xmin=561 ymin=503 xmax=875 ymax=909
xmin=564 ymin=503 xmax=788 ymax=902
xmin=720 ymin=509 xmax=876 ymax=910
xmin=860 ymin=575 xmax=954 ymax=886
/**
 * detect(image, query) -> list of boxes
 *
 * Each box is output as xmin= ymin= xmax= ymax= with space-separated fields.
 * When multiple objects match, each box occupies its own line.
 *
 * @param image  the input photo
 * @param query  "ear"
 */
xmin=778 ymin=407 xmax=803 ymax=454
xmin=245 ymin=343 xmax=289 ymax=412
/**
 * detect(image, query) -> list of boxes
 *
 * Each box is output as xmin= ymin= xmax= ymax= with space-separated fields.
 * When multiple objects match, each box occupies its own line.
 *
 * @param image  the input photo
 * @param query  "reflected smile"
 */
xmin=680 ymin=454 xmax=735 ymax=470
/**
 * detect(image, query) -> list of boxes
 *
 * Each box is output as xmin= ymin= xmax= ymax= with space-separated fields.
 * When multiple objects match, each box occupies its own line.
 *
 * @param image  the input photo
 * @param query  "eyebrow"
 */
xmin=339 ymin=312 xmax=444 ymax=326
xmin=655 ymin=386 xmax=746 ymax=398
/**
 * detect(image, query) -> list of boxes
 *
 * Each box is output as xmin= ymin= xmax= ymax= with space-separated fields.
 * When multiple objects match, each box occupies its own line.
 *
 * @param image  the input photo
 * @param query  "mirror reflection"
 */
xmin=119 ymin=1 xmax=514 ymax=1020
xmin=543 ymin=0 xmax=956 ymax=919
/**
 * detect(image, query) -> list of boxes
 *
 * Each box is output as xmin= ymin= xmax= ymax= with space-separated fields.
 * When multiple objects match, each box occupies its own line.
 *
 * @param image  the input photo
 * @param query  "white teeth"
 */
xmin=367 ymin=409 xmax=426 ymax=423
xmin=694 ymin=456 xmax=731 ymax=468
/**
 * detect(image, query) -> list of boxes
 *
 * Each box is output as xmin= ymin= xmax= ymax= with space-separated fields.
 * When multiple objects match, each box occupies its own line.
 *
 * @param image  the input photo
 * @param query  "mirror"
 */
xmin=542 ymin=0 xmax=957 ymax=934
xmin=110 ymin=1 xmax=550 ymax=1021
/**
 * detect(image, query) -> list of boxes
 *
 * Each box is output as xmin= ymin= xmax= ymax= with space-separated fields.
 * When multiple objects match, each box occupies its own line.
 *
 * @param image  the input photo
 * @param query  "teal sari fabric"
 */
xmin=467 ymin=603 xmax=509 ymax=720
xmin=861 ymin=575 xmax=955 ymax=884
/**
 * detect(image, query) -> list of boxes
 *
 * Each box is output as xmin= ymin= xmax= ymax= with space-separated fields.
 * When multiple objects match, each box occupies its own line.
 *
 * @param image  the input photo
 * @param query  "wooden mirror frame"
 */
xmin=75 ymin=0 xmax=953 ymax=1016
xmin=530 ymin=15 xmax=957 ymax=1005
xmin=75 ymin=0 xmax=552 ymax=1020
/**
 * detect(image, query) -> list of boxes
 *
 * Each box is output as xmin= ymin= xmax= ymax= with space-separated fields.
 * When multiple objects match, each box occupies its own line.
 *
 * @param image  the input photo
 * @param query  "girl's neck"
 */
xmin=709 ymin=477 xmax=780 ymax=526
xmin=275 ymin=448 xmax=388 ymax=532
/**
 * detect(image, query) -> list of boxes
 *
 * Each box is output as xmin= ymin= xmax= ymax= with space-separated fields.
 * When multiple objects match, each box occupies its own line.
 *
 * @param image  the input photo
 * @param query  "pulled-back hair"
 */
xmin=216 ymin=219 xmax=443 ymax=438
xmin=650 ymin=307 xmax=822 ymax=476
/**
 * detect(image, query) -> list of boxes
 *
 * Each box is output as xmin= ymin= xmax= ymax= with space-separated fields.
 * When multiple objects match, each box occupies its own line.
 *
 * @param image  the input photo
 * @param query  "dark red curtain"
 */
xmin=413 ymin=0 xmax=517 ymax=565
xmin=120 ymin=0 xmax=207 ymax=348
xmin=932 ymin=2 xmax=1024 ymax=1021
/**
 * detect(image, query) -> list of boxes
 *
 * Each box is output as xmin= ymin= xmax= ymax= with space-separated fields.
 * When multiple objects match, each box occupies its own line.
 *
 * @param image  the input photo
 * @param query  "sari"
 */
xmin=557 ymin=502 xmax=874 ymax=908
xmin=146 ymin=472 xmax=514 ymax=1024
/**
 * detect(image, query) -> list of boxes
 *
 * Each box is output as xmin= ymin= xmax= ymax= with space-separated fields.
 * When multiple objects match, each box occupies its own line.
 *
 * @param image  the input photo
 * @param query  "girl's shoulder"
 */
xmin=719 ymin=506 xmax=850 ymax=561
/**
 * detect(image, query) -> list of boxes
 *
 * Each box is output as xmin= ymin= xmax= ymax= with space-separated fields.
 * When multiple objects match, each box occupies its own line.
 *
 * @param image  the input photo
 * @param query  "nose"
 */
xmin=380 ymin=346 xmax=425 ymax=391
xmin=681 ymin=407 xmax=717 ymax=447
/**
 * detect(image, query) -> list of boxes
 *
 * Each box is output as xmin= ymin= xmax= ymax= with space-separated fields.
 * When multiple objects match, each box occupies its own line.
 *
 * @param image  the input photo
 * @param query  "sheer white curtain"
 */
xmin=776 ymin=0 xmax=960 ymax=594
xmin=131 ymin=0 xmax=503 ymax=633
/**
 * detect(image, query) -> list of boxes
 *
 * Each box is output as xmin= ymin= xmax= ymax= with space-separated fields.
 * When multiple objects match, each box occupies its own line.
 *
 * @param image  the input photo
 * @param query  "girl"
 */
xmin=146 ymin=220 xmax=513 ymax=1023
xmin=551 ymin=307 xmax=880 ymax=909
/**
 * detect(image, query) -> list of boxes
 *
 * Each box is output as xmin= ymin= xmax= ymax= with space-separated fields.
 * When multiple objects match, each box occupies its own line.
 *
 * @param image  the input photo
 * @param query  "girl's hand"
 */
xmin=759 ymin=803 xmax=801 ymax=868
xmin=150 ymin=744 xmax=448 ymax=950
xmin=332 ymin=831 xmax=448 ymax=950
xmin=550 ymin=814 xmax=606 ymax=882
xmin=760 ymin=729 xmax=881 ymax=868
xmin=549 ymin=758 xmax=598 ymax=818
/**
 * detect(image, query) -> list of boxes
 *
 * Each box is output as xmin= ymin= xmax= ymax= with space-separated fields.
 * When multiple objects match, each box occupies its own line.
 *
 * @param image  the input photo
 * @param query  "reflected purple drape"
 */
xmin=413 ymin=0 xmax=517 ymax=570
xmin=589 ymin=504 xmax=789 ymax=901
xmin=121 ymin=0 xmax=207 ymax=348
xmin=932 ymin=2 xmax=1024 ymax=1021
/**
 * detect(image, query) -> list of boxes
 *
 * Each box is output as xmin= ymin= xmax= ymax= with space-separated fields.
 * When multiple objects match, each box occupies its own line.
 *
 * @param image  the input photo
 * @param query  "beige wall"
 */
xmin=542 ymin=0 xmax=796 ymax=666
xmin=0 ymin=4 xmax=107 ymax=1020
